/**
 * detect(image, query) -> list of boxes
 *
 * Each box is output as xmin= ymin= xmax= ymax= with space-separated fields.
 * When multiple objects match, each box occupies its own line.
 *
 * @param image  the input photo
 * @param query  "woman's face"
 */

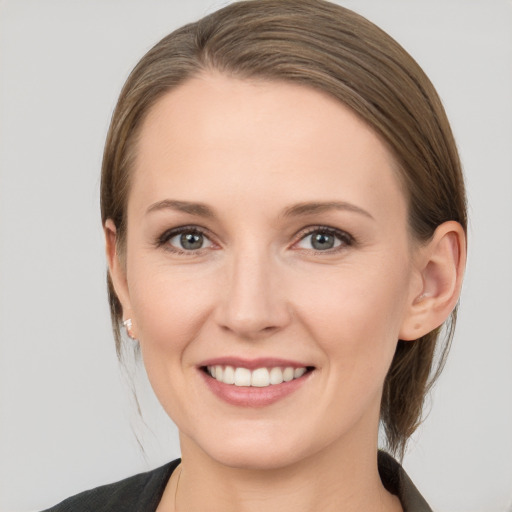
xmin=111 ymin=74 xmax=422 ymax=469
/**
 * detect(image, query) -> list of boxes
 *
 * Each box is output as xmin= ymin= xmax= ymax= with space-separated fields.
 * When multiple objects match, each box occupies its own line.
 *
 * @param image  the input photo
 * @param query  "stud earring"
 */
xmin=123 ymin=318 xmax=136 ymax=340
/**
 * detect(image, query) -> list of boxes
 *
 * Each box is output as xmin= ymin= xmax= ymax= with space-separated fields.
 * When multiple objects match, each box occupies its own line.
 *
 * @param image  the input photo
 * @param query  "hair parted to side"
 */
xmin=101 ymin=0 xmax=467 ymax=458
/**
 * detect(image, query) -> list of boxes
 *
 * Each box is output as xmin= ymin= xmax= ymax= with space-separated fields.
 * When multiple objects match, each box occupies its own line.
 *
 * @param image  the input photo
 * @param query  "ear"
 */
xmin=400 ymin=221 xmax=466 ymax=341
xmin=104 ymin=219 xmax=136 ymax=334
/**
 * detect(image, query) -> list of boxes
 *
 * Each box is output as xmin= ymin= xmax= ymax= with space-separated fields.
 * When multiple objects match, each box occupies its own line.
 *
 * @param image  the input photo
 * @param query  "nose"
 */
xmin=214 ymin=247 xmax=292 ymax=340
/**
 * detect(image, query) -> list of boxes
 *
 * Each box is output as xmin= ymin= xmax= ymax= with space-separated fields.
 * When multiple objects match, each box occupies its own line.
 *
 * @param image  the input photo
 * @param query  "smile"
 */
xmin=199 ymin=357 xmax=314 ymax=406
xmin=206 ymin=365 xmax=308 ymax=387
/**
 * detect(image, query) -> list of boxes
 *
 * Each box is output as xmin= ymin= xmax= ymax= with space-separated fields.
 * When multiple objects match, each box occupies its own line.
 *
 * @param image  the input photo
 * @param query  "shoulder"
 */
xmin=40 ymin=459 xmax=180 ymax=512
xmin=378 ymin=451 xmax=433 ymax=512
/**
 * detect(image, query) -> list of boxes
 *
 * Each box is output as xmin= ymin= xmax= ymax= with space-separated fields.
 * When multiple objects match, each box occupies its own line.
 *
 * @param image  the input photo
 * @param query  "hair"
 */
xmin=101 ymin=0 xmax=467 ymax=459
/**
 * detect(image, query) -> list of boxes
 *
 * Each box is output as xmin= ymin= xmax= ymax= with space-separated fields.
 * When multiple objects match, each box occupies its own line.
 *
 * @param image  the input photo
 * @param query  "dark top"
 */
xmin=42 ymin=452 xmax=432 ymax=512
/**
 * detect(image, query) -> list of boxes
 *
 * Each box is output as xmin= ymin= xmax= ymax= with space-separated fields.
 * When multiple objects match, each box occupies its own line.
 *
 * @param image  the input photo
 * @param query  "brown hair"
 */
xmin=101 ymin=0 xmax=467 ymax=458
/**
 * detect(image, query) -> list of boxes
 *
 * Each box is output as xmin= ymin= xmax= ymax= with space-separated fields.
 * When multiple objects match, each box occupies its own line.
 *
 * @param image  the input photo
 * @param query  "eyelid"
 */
xmin=155 ymin=224 xmax=354 ymax=254
xmin=292 ymin=225 xmax=354 ymax=252
xmin=156 ymin=225 xmax=217 ymax=253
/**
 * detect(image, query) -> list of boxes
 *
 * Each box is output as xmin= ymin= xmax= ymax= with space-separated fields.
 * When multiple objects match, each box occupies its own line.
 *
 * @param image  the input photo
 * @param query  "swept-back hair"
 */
xmin=101 ymin=0 xmax=467 ymax=458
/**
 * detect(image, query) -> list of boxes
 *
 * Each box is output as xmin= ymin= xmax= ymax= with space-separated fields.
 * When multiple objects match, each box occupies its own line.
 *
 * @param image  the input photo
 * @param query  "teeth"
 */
xmin=283 ymin=367 xmax=294 ymax=382
xmin=223 ymin=365 xmax=235 ymax=385
xmin=234 ymin=367 xmax=251 ymax=386
xmin=294 ymin=367 xmax=306 ymax=378
xmin=251 ymin=368 xmax=270 ymax=387
xmin=206 ymin=365 xmax=308 ymax=387
xmin=269 ymin=367 xmax=284 ymax=385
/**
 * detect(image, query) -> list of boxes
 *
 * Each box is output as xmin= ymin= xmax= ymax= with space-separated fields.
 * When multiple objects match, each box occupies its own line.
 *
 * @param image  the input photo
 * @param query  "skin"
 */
xmin=106 ymin=73 xmax=465 ymax=512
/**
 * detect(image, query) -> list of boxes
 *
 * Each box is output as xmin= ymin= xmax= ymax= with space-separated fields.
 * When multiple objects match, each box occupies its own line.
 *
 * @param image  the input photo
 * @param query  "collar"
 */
xmin=378 ymin=451 xmax=433 ymax=512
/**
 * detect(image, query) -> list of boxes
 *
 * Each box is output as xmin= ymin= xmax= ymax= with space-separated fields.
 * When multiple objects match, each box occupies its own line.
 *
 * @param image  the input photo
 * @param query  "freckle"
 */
xmin=414 ymin=323 xmax=421 ymax=330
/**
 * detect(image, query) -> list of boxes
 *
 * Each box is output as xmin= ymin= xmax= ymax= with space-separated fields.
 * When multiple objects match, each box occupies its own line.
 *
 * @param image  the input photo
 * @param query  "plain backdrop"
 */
xmin=1 ymin=1 xmax=511 ymax=511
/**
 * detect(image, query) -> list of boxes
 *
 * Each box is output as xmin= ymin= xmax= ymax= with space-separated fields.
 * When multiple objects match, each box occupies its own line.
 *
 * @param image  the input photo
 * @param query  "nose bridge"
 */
xmin=216 ymin=240 xmax=289 ymax=338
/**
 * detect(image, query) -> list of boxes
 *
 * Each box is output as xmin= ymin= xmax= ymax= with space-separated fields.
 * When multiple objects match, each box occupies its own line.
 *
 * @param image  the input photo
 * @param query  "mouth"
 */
xmin=198 ymin=358 xmax=315 ymax=407
xmin=202 ymin=364 xmax=314 ymax=387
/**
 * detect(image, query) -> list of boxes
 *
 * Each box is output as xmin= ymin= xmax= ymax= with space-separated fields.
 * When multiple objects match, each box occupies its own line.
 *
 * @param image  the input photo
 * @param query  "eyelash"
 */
xmin=294 ymin=226 xmax=354 ymax=253
xmin=156 ymin=225 xmax=214 ymax=255
xmin=155 ymin=225 xmax=354 ymax=255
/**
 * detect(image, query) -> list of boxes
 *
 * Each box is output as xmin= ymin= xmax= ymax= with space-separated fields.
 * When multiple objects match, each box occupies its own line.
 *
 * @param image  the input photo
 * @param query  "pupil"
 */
xmin=181 ymin=232 xmax=203 ymax=250
xmin=312 ymin=232 xmax=334 ymax=250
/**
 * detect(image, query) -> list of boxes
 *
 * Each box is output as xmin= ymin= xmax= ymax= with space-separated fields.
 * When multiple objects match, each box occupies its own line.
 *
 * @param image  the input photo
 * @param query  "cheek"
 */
xmin=292 ymin=256 xmax=411 ymax=370
xmin=126 ymin=264 xmax=219 ymax=422
xmin=128 ymin=263 xmax=216 ymax=356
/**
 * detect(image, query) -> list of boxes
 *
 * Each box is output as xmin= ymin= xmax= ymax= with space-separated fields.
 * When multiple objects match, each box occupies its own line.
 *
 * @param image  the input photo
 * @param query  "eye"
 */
xmin=295 ymin=228 xmax=352 ymax=251
xmin=158 ymin=227 xmax=214 ymax=252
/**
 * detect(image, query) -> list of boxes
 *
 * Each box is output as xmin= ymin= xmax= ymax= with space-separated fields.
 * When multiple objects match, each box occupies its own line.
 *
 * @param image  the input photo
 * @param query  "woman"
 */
xmin=43 ymin=0 xmax=466 ymax=510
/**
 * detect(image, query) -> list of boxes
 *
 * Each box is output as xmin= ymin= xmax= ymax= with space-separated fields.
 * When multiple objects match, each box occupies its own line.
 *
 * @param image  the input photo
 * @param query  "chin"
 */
xmin=184 ymin=422 xmax=322 ymax=472
xmin=209 ymin=442 xmax=306 ymax=471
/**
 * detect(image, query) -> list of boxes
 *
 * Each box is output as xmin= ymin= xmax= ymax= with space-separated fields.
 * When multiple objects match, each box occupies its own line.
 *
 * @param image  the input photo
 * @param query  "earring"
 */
xmin=123 ymin=318 xmax=136 ymax=340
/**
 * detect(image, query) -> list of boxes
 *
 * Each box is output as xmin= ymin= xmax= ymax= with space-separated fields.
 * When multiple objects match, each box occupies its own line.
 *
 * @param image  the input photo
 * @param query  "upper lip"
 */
xmin=198 ymin=357 xmax=312 ymax=370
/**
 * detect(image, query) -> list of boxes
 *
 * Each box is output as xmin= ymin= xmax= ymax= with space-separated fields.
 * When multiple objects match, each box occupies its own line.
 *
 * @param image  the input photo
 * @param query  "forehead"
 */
xmin=131 ymin=73 xmax=406 ymax=222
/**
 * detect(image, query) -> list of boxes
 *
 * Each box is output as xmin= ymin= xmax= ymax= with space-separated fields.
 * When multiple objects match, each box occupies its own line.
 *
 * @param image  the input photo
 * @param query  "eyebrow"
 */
xmin=146 ymin=199 xmax=374 ymax=220
xmin=146 ymin=199 xmax=214 ymax=218
xmin=282 ymin=201 xmax=374 ymax=220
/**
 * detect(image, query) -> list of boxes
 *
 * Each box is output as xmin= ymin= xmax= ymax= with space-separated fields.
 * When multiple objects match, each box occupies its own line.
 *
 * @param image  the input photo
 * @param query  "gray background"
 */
xmin=1 ymin=1 xmax=511 ymax=511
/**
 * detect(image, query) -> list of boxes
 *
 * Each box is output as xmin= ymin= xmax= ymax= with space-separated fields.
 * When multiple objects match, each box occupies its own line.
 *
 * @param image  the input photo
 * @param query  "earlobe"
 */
xmin=104 ymin=219 xmax=133 ymax=322
xmin=400 ymin=221 xmax=466 ymax=341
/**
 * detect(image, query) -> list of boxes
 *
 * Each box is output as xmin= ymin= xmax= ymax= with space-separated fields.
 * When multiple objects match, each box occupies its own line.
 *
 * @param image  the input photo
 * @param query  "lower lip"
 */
xmin=200 ymin=370 xmax=312 ymax=407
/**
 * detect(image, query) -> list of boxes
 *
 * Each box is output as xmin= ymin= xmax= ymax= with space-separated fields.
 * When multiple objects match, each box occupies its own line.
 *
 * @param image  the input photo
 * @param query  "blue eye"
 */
xmin=296 ymin=229 xmax=351 ymax=251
